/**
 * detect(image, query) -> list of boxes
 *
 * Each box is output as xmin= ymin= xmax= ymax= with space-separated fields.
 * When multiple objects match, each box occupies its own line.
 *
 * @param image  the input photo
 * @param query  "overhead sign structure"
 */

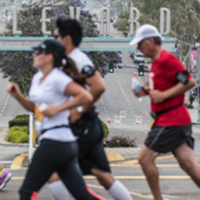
xmin=19 ymin=0 xmax=65 ymax=6
xmin=0 ymin=6 xmax=176 ymax=52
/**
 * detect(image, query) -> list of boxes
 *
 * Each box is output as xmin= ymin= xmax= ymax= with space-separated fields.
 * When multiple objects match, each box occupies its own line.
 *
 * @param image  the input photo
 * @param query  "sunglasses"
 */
xmin=52 ymin=34 xmax=59 ymax=39
xmin=33 ymin=48 xmax=43 ymax=55
xmin=138 ymin=39 xmax=149 ymax=48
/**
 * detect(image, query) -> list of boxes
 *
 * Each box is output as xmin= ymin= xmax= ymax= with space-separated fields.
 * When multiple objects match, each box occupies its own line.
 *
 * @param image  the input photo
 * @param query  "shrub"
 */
xmin=101 ymin=121 xmax=109 ymax=138
xmin=6 ymin=126 xmax=29 ymax=143
xmin=8 ymin=114 xmax=29 ymax=128
xmin=103 ymin=135 xmax=137 ymax=148
xmin=187 ymin=104 xmax=194 ymax=109
xmin=15 ymin=114 xmax=29 ymax=119
xmin=9 ymin=118 xmax=29 ymax=128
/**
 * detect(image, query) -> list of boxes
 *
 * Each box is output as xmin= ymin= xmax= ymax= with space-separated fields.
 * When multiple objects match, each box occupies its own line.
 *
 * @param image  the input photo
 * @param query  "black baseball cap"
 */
xmin=32 ymin=40 xmax=66 ymax=58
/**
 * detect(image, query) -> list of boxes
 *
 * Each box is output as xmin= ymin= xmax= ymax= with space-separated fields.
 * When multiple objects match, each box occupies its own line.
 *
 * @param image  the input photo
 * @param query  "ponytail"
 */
xmin=61 ymin=56 xmax=87 ymax=86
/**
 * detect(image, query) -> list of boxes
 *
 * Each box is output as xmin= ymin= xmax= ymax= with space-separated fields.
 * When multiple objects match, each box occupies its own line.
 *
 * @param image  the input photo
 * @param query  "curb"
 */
xmin=192 ymin=122 xmax=200 ymax=125
xmin=10 ymin=148 xmax=141 ymax=169
xmin=0 ymin=142 xmax=29 ymax=147
xmin=10 ymin=153 xmax=29 ymax=169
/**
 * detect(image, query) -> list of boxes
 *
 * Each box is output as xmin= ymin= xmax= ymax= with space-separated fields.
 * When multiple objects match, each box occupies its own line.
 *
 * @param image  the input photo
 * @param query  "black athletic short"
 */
xmin=71 ymin=116 xmax=111 ymax=175
xmin=145 ymin=124 xmax=194 ymax=153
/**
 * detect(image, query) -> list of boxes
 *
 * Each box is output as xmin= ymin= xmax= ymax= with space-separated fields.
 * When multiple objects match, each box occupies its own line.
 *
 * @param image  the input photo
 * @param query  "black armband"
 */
xmin=81 ymin=65 xmax=96 ymax=78
xmin=175 ymin=71 xmax=189 ymax=85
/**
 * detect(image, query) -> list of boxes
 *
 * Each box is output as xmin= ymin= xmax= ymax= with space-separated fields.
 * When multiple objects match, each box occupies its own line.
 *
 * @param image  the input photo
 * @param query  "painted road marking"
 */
xmin=87 ymin=184 xmax=154 ymax=199
xmin=106 ymin=153 xmax=124 ymax=161
xmin=7 ymin=180 xmax=184 ymax=199
xmin=10 ymin=175 xmax=191 ymax=180
xmin=1 ymin=161 xmax=12 ymax=164
xmin=10 ymin=153 xmax=29 ymax=170
xmin=87 ymin=184 xmax=182 ymax=199
xmin=110 ymin=155 xmax=174 ymax=166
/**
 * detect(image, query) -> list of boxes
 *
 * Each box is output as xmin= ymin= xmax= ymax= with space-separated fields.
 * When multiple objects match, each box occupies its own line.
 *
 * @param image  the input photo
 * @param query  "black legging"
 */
xmin=19 ymin=139 xmax=97 ymax=200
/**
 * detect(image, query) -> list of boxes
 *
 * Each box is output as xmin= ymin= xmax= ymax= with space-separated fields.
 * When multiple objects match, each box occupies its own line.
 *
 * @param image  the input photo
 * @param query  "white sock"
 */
xmin=48 ymin=180 xmax=69 ymax=200
xmin=108 ymin=180 xmax=133 ymax=200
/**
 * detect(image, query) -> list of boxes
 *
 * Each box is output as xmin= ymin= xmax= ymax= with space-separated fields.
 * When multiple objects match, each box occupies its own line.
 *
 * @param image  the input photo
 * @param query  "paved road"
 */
xmin=0 ymin=73 xmax=27 ymax=128
xmin=1 ymin=131 xmax=200 ymax=200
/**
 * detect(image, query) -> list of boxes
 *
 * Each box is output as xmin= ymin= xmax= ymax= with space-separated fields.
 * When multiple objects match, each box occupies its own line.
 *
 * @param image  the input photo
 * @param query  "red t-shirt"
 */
xmin=149 ymin=50 xmax=192 ymax=126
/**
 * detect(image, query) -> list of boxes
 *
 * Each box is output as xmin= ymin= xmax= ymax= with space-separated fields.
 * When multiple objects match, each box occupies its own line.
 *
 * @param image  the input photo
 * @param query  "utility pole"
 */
xmin=197 ymin=47 xmax=200 ymax=122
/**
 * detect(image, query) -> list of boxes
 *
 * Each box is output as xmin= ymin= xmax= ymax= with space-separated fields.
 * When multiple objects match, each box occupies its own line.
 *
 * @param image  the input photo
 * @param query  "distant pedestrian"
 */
xmin=190 ymin=90 xmax=196 ymax=105
xmin=131 ymin=24 xmax=200 ymax=200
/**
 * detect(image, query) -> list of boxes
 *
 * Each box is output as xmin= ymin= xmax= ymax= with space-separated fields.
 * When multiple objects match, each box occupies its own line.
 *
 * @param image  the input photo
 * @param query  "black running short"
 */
xmin=71 ymin=117 xmax=111 ymax=175
xmin=145 ymin=124 xmax=194 ymax=153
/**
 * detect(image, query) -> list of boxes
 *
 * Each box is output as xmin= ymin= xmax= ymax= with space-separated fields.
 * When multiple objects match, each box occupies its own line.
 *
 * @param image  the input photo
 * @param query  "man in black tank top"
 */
xmin=47 ymin=18 xmax=133 ymax=200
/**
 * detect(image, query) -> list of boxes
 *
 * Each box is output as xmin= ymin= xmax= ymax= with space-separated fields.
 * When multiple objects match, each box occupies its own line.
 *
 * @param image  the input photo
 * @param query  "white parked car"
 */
xmin=134 ymin=53 xmax=145 ymax=64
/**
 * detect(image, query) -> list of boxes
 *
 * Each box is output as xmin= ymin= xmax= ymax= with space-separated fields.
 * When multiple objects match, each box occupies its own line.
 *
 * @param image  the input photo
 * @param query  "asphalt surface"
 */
xmin=1 ymin=66 xmax=200 ymax=199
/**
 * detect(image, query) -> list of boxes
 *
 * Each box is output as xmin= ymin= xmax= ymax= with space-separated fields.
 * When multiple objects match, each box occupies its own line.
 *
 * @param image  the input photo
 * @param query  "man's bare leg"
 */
xmin=138 ymin=145 xmax=162 ymax=200
xmin=174 ymin=143 xmax=200 ymax=187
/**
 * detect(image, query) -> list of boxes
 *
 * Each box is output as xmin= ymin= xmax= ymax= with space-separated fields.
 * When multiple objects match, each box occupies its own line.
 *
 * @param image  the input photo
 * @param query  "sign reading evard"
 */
xmin=23 ymin=0 xmax=64 ymax=6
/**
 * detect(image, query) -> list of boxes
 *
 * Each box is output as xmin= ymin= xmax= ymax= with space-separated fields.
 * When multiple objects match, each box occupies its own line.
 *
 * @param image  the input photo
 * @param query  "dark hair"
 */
xmin=153 ymin=37 xmax=162 ymax=45
xmin=52 ymin=53 xmax=86 ymax=86
xmin=56 ymin=18 xmax=83 ymax=47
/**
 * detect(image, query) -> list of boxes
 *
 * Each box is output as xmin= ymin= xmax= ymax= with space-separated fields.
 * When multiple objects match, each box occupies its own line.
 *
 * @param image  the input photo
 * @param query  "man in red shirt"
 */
xmin=130 ymin=24 xmax=200 ymax=200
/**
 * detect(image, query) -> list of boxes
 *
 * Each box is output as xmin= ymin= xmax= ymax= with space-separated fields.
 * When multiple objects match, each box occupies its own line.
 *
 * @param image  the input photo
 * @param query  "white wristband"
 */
xmin=77 ymin=106 xmax=84 ymax=113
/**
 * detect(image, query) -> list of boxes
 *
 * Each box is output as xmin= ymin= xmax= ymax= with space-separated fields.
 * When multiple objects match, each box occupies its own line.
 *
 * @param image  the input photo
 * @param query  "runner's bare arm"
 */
xmin=7 ymin=83 xmax=35 ymax=112
xmin=86 ymin=71 xmax=105 ymax=101
xmin=150 ymin=77 xmax=196 ymax=103
xmin=81 ymin=71 xmax=105 ymax=110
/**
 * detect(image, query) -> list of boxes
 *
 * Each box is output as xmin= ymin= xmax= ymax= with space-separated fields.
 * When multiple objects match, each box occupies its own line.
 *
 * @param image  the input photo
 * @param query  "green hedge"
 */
xmin=7 ymin=115 xmax=109 ymax=143
xmin=101 ymin=121 xmax=109 ymax=138
xmin=9 ymin=114 xmax=29 ymax=128
xmin=6 ymin=126 xmax=29 ymax=143
xmin=15 ymin=114 xmax=29 ymax=119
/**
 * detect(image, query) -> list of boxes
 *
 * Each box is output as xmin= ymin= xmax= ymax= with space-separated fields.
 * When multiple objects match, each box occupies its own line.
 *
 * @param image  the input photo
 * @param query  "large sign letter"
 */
xmin=100 ymin=7 xmax=110 ymax=37
xmin=129 ymin=7 xmax=140 ymax=36
xmin=40 ymin=7 xmax=51 ymax=35
xmin=69 ymin=7 xmax=81 ymax=20
xmin=160 ymin=8 xmax=170 ymax=35
xmin=13 ymin=6 xmax=22 ymax=35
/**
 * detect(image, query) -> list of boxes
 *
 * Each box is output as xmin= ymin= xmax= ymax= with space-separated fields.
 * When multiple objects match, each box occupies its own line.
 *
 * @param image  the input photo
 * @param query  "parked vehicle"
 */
xmin=130 ymin=52 xmax=135 ymax=59
xmin=134 ymin=53 xmax=145 ymax=64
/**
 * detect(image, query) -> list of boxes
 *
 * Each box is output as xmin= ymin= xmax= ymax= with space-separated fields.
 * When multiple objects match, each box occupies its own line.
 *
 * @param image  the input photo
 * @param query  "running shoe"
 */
xmin=0 ymin=170 xmax=12 ymax=190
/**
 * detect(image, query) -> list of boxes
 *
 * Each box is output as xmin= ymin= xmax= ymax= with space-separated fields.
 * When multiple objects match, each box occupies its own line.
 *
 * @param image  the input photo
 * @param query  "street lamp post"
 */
xmin=197 ymin=47 xmax=200 ymax=122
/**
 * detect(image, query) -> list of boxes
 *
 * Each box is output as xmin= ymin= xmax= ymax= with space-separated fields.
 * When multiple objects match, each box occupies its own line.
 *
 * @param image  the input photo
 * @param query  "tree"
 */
xmin=0 ymin=0 xmax=122 ymax=95
xmin=116 ymin=11 xmax=129 ymax=37
xmin=135 ymin=0 xmax=200 ymax=46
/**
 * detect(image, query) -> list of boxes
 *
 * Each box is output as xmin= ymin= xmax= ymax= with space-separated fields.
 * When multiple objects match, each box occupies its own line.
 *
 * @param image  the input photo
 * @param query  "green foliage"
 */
xmin=15 ymin=114 xmax=29 ymax=119
xmin=116 ymin=11 xmax=129 ymax=37
xmin=6 ymin=126 xmax=29 ymax=143
xmin=118 ymin=11 xmax=129 ymax=20
xmin=0 ymin=3 xmax=122 ymax=94
xmin=187 ymin=104 xmax=194 ymax=109
xmin=135 ymin=0 xmax=200 ymax=58
xmin=9 ymin=115 xmax=29 ymax=128
xmin=101 ymin=121 xmax=109 ymax=138
xmin=104 ymin=135 xmax=137 ymax=148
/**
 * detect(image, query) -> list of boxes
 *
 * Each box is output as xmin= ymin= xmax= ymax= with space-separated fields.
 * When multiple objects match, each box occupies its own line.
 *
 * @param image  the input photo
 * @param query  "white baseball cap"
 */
xmin=129 ymin=24 xmax=163 ymax=46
